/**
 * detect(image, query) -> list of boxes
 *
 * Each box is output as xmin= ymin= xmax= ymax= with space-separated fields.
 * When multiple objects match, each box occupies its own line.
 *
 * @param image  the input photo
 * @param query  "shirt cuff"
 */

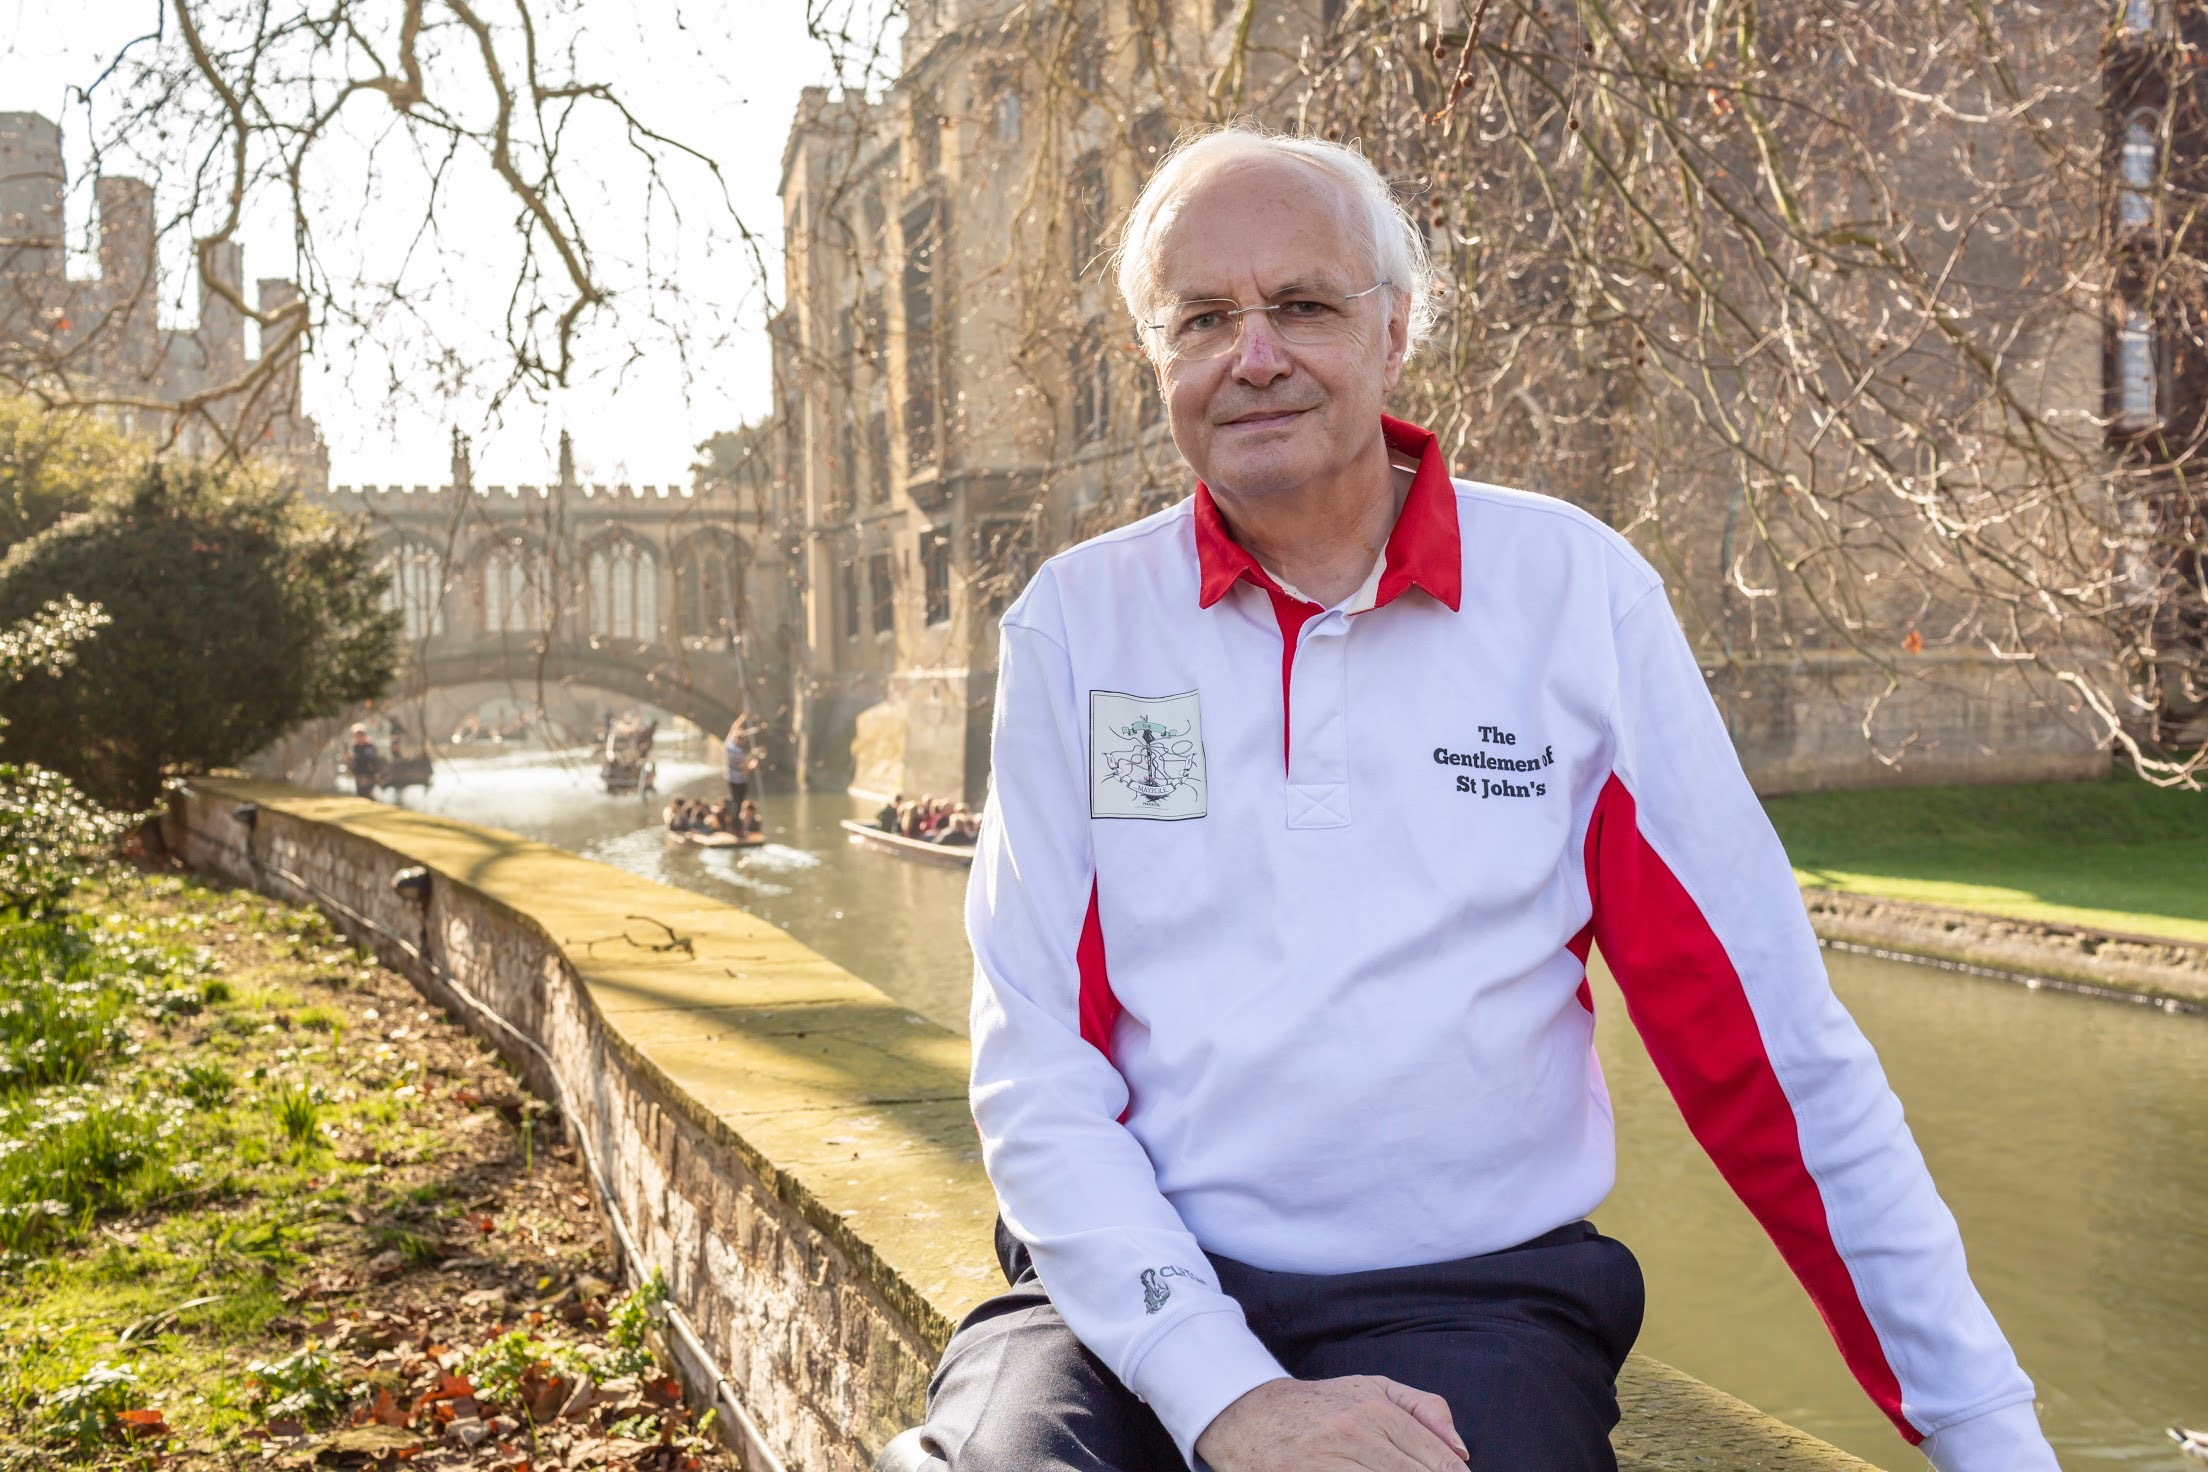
xmin=1919 ymin=1398 xmax=2060 ymax=1472
xmin=1124 ymin=1307 xmax=1290 ymax=1468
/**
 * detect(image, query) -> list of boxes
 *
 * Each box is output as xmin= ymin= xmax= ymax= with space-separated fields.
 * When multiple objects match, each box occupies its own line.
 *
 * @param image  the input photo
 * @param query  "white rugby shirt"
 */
xmin=965 ymin=417 xmax=2054 ymax=1472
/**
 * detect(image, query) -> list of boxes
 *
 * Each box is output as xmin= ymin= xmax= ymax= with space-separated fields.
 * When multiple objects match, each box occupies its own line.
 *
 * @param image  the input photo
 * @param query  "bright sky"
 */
xmin=0 ymin=1 xmax=897 ymax=488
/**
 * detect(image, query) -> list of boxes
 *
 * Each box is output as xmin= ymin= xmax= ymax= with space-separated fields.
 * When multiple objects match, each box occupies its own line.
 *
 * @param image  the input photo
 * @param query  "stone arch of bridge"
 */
xmin=413 ymin=641 xmax=745 ymax=746
xmin=259 ymin=671 xmax=733 ymax=789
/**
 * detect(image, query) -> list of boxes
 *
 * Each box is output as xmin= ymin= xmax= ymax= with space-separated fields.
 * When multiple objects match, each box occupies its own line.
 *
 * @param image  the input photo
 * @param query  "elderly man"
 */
xmin=921 ymin=127 xmax=2058 ymax=1472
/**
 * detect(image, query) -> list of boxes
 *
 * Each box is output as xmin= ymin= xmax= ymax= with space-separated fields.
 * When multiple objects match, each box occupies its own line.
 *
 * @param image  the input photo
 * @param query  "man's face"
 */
xmin=1147 ymin=158 xmax=1408 ymax=499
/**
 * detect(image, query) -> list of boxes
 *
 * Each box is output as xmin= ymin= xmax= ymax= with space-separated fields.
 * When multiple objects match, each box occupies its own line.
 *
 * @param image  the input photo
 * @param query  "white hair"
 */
xmin=1113 ymin=125 xmax=1439 ymax=364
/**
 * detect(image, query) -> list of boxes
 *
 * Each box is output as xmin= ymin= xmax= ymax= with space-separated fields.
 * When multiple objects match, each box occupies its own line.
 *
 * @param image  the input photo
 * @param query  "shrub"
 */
xmin=0 ymin=461 xmax=398 ymax=811
xmin=0 ymin=395 xmax=145 ymax=551
xmin=0 ymin=600 xmax=132 ymax=915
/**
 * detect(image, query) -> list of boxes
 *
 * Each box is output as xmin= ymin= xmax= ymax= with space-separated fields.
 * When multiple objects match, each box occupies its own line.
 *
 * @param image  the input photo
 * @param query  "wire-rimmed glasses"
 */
xmin=1141 ymin=280 xmax=1393 ymax=364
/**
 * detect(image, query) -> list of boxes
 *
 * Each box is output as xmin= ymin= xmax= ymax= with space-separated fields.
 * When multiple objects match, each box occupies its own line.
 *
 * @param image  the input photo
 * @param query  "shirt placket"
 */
xmin=1285 ymin=611 xmax=1350 ymax=828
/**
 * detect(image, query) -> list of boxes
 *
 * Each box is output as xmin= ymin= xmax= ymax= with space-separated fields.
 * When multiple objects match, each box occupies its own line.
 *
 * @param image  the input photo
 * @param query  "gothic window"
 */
xmin=1066 ymin=15 xmax=1100 ymax=91
xmin=841 ymin=556 xmax=862 ymax=641
xmin=903 ymin=196 xmax=944 ymax=472
xmin=861 ymin=289 xmax=888 ymax=367
xmin=869 ymin=407 xmax=892 ymax=503
xmin=675 ymin=538 xmax=741 ymax=646
xmin=921 ymin=524 xmax=952 ymax=626
xmin=2117 ymin=308 xmax=2157 ymax=433
xmin=382 ymin=541 xmax=445 ymax=641
xmin=2120 ymin=113 xmax=2158 ymax=231
xmin=1133 ymin=110 xmax=1173 ymax=181
xmin=1073 ymin=324 xmax=1111 ymax=444
xmin=869 ymin=550 xmax=896 ymax=635
xmin=1071 ymin=153 xmax=1108 ymax=274
xmin=913 ymin=92 xmax=942 ymax=176
xmin=480 ymin=540 xmax=544 ymax=635
xmin=589 ymin=539 xmax=659 ymax=641
xmin=838 ymin=415 xmax=860 ymax=517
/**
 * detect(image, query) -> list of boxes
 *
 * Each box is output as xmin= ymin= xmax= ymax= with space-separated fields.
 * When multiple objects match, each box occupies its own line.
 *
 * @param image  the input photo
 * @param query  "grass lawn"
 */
xmin=1763 ymin=774 xmax=2208 ymax=946
xmin=0 ymin=870 xmax=730 ymax=1470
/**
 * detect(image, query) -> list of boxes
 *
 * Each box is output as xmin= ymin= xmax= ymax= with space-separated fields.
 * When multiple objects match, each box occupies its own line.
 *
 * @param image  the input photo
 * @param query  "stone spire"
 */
xmin=449 ymin=426 xmax=473 ymax=491
xmin=557 ymin=428 xmax=577 ymax=492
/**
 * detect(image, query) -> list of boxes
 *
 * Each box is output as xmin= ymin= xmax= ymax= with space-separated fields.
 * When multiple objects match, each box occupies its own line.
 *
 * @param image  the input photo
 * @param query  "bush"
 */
xmin=0 ymin=765 xmax=133 ymax=918
xmin=0 ymin=599 xmax=133 ymax=914
xmin=0 ymin=396 xmax=145 ymax=552
xmin=0 ymin=461 xmax=399 ymax=811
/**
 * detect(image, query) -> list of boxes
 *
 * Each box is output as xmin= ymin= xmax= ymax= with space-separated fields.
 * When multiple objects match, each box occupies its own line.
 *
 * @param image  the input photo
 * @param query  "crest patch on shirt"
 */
xmin=1089 ymin=689 xmax=1206 ymax=821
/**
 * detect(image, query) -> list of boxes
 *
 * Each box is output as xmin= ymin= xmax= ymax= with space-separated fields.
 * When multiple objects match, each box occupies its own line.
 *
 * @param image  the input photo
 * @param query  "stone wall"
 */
xmin=167 ymin=778 xmax=1881 ymax=1472
xmin=1714 ymin=650 xmax=2107 ymax=795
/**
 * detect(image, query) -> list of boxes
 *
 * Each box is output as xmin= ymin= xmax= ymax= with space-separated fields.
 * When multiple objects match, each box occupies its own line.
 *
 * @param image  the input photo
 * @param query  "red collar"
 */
xmin=1193 ymin=415 xmax=1462 ymax=613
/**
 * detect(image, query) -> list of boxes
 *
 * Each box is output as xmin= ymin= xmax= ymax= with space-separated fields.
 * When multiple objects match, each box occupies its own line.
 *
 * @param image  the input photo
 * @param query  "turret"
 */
xmin=197 ymin=240 xmax=246 ymax=384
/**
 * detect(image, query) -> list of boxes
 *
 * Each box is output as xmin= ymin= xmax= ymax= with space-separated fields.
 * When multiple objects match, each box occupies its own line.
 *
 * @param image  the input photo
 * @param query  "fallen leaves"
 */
xmin=116 ymin=1406 xmax=171 ymax=1440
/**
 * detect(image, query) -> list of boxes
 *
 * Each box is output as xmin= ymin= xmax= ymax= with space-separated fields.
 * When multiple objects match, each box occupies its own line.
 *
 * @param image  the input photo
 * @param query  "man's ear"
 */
xmin=1380 ymin=296 xmax=1410 ymax=393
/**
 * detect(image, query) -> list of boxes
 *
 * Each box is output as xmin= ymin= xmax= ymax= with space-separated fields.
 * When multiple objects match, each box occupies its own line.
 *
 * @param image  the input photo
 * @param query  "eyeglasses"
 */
xmin=1140 ymin=280 xmax=1392 ymax=364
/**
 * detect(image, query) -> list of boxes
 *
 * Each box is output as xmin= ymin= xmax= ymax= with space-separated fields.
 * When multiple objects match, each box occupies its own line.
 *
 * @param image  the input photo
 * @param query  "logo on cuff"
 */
xmin=1091 ymin=690 xmax=1207 ymax=821
xmin=1141 ymin=1264 xmax=1201 ymax=1314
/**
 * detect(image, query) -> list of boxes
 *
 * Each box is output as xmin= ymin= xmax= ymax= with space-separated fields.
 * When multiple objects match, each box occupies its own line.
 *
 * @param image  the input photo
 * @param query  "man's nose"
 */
xmin=1229 ymin=310 xmax=1292 ymax=387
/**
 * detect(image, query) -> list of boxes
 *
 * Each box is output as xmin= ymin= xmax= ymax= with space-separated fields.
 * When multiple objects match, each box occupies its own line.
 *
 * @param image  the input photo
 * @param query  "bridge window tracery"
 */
xmin=675 ymin=535 xmax=743 ymax=648
xmin=589 ymin=538 xmax=659 ymax=642
xmin=480 ymin=540 xmax=547 ymax=635
xmin=382 ymin=541 xmax=445 ymax=641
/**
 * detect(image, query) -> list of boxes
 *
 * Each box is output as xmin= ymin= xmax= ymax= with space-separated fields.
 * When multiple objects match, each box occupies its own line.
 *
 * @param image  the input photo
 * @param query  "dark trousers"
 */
xmin=921 ymin=1219 xmax=1643 ymax=1472
xmin=727 ymin=778 xmax=749 ymax=803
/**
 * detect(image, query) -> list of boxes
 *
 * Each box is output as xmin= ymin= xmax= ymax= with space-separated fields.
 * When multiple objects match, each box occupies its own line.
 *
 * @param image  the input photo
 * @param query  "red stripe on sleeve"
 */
xmin=1076 ymin=879 xmax=1121 ymax=1060
xmin=1583 ymin=775 xmax=1917 ymax=1444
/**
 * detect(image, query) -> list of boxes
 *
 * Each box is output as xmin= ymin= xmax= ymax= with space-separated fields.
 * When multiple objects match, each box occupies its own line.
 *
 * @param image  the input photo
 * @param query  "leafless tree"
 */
xmin=795 ymin=1 xmax=2203 ymax=784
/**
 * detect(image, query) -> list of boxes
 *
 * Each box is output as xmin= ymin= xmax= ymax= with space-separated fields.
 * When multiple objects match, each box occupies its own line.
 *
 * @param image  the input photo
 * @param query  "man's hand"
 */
xmin=1194 ymin=1375 xmax=1470 ymax=1471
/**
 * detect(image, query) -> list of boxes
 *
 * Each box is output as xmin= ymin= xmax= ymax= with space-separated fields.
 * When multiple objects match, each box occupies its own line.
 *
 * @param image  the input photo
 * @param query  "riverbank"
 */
xmin=0 ymin=869 xmax=730 ymax=1469
xmin=1766 ymin=775 xmax=2208 ymax=1010
xmin=1766 ymin=774 xmax=2208 ymax=944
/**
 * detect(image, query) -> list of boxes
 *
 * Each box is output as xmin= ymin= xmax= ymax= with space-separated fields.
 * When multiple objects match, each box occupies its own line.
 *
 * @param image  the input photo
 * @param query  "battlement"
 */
xmin=331 ymin=481 xmax=696 ymax=499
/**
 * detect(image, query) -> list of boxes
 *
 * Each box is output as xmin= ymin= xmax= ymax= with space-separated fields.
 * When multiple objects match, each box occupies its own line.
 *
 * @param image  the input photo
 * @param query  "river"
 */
xmin=382 ymin=745 xmax=2208 ymax=1471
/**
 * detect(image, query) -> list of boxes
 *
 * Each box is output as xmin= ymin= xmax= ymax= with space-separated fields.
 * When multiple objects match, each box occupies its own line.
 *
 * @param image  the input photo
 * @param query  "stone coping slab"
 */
xmin=174 ymin=778 xmax=1884 ymax=1471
